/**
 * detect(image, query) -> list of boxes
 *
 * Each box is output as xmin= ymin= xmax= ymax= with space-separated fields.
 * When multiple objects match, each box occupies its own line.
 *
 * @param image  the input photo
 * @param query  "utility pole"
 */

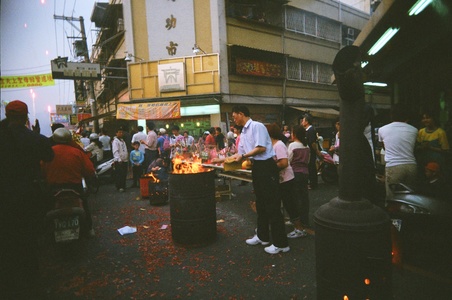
xmin=53 ymin=15 xmax=99 ymax=133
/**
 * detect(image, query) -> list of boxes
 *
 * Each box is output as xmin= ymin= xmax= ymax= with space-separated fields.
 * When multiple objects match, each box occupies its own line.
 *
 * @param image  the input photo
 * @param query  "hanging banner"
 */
xmin=116 ymin=101 xmax=181 ymax=120
xmin=1 ymin=74 xmax=54 ymax=89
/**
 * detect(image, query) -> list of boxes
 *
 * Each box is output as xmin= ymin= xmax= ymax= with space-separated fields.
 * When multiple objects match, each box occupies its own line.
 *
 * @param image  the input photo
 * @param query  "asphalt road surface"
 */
xmin=37 ymin=176 xmax=452 ymax=299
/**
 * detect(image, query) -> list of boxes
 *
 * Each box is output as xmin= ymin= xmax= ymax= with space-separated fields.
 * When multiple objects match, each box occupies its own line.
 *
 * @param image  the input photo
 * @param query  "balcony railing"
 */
xmin=226 ymin=0 xmax=284 ymax=28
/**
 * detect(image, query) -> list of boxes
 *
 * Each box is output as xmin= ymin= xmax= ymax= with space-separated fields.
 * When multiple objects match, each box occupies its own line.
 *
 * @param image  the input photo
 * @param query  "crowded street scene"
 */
xmin=1 ymin=0 xmax=451 ymax=299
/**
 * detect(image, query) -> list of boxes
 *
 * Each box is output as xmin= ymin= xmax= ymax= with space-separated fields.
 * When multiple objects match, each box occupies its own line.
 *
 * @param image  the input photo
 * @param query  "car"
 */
xmin=385 ymin=183 xmax=452 ymax=273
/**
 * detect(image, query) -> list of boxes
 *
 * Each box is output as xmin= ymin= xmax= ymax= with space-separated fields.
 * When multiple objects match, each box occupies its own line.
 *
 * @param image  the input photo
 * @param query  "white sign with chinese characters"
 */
xmin=146 ymin=0 xmax=196 ymax=60
xmin=51 ymin=57 xmax=101 ymax=80
xmin=56 ymin=105 xmax=73 ymax=115
xmin=158 ymin=62 xmax=186 ymax=92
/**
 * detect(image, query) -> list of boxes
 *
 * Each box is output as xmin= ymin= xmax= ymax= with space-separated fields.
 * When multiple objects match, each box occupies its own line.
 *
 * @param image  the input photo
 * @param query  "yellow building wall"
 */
xmin=285 ymin=83 xmax=338 ymax=100
xmin=283 ymin=33 xmax=339 ymax=64
xmin=229 ymin=77 xmax=283 ymax=98
xmin=194 ymin=0 xmax=212 ymax=53
xmin=128 ymin=54 xmax=220 ymax=100
xmin=228 ymin=77 xmax=339 ymax=103
xmin=131 ymin=0 xmax=149 ymax=60
xmin=227 ymin=24 xmax=283 ymax=53
xmin=227 ymin=20 xmax=339 ymax=65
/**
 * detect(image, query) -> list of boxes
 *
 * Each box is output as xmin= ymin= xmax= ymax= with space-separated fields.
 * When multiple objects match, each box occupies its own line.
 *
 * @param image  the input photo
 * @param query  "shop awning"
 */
xmin=290 ymin=106 xmax=339 ymax=119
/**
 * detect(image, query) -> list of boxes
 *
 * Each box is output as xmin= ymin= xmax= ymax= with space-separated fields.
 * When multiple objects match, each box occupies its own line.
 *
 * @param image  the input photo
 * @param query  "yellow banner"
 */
xmin=1 ymin=73 xmax=55 ymax=89
xmin=116 ymin=101 xmax=181 ymax=120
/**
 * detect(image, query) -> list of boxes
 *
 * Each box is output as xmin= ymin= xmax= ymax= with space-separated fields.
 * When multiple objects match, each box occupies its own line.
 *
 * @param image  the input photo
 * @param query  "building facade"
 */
xmin=89 ymin=0 xmax=383 ymax=139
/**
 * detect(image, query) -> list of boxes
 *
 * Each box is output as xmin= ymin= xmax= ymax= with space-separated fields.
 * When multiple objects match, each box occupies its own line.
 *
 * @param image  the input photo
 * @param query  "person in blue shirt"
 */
xmin=130 ymin=141 xmax=144 ymax=188
xmin=157 ymin=128 xmax=170 ymax=159
xmin=232 ymin=105 xmax=290 ymax=255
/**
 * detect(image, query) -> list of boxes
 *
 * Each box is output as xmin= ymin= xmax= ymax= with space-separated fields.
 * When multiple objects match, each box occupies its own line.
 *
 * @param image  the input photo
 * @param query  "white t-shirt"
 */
xmin=132 ymin=131 xmax=147 ymax=153
xmin=273 ymin=140 xmax=295 ymax=183
xmin=378 ymin=122 xmax=418 ymax=167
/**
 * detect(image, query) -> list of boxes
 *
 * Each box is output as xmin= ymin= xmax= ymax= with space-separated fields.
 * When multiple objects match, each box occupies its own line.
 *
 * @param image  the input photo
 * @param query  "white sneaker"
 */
xmin=287 ymin=229 xmax=308 ymax=239
xmin=264 ymin=244 xmax=290 ymax=254
xmin=246 ymin=234 xmax=270 ymax=246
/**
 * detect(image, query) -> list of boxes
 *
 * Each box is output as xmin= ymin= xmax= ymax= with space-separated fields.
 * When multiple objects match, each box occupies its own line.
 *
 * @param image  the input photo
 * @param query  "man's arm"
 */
xmin=235 ymin=146 xmax=266 ymax=162
xmin=311 ymin=141 xmax=322 ymax=159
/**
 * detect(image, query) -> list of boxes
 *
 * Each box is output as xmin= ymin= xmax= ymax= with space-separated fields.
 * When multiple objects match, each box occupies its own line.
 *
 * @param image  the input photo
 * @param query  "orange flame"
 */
xmin=143 ymin=172 xmax=160 ymax=183
xmin=172 ymin=154 xmax=209 ymax=174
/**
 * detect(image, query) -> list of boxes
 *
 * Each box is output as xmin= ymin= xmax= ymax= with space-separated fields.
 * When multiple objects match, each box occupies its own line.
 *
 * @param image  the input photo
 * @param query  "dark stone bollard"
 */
xmin=314 ymin=46 xmax=392 ymax=299
xmin=315 ymin=198 xmax=392 ymax=299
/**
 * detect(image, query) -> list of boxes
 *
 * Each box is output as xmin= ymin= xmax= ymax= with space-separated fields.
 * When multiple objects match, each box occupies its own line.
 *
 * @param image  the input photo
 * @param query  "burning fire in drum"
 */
xmin=171 ymin=155 xmax=208 ymax=174
xmin=141 ymin=172 xmax=168 ymax=206
xmin=169 ymin=155 xmax=216 ymax=246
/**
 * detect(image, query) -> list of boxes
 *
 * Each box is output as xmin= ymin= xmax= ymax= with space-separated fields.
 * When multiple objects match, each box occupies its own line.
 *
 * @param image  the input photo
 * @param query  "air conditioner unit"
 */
xmin=347 ymin=28 xmax=355 ymax=36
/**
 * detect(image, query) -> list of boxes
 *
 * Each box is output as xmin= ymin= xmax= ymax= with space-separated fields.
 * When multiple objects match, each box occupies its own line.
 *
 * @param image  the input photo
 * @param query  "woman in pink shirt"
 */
xmin=267 ymin=123 xmax=306 ymax=239
xmin=287 ymin=125 xmax=311 ymax=236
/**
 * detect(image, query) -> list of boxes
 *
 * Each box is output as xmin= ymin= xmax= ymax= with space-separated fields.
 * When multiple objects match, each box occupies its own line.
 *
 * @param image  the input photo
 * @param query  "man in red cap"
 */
xmin=5 ymin=99 xmax=29 ymax=115
xmin=0 ymin=100 xmax=54 ymax=299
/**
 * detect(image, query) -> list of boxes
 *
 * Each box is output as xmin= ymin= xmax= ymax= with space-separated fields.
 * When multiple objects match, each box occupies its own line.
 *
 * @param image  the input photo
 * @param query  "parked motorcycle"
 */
xmin=96 ymin=158 xmax=115 ymax=178
xmin=317 ymin=151 xmax=338 ymax=184
xmin=95 ymin=158 xmax=115 ymax=185
xmin=46 ymin=188 xmax=86 ymax=244
xmin=81 ymin=159 xmax=114 ymax=194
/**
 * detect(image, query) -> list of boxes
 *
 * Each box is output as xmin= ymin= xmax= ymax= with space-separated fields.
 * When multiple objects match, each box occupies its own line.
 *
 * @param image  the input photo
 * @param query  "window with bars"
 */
xmin=287 ymin=57 xmax=333 ymax=85
xmin=285 ymin=7 xmax=341 ymax=43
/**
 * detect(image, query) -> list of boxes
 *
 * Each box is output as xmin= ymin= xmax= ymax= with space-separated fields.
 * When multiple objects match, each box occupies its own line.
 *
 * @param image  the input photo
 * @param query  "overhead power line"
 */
xmin=1 ymin=64 xmax=51 ymax=73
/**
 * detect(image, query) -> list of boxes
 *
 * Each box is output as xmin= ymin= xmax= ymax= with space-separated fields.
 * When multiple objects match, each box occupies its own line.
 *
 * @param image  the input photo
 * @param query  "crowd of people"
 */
xmin=76 ymin=104 xmax=448 ymax=258
xmin=0 ymin=100 xmax=241 ymax=298
xmin=210 ymin=104 xmax=450 ymax=257
xmin=1 ymin=99 xmax=450 ymax=298
xmin=378 ymin=104 xmax=450 ymax=201
xmin=98 ymin=122 xmax=239 ymax=192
